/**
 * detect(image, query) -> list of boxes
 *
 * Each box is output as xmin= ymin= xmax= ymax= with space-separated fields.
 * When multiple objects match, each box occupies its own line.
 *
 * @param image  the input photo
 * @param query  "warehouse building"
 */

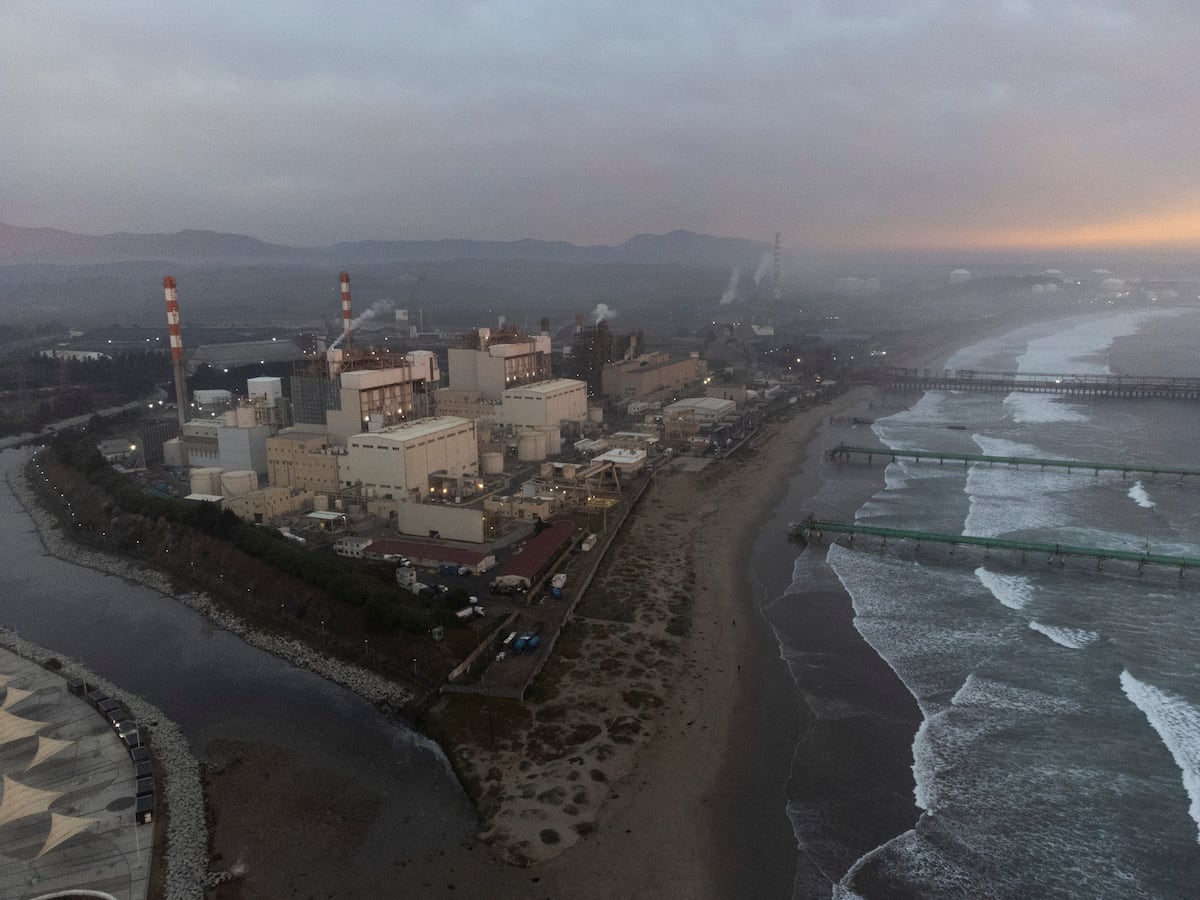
xmin=601 ymin=352 xmax=707 ymax=402
xmin=497 ymin=378 xmax=588 ymax=428
xmin=338 ymin=416 xmax=478 ymax=501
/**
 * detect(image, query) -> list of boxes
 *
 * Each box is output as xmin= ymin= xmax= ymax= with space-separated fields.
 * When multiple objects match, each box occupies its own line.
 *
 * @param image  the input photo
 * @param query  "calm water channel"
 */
xmin=0 ymin=447 xmax=522 ymax=894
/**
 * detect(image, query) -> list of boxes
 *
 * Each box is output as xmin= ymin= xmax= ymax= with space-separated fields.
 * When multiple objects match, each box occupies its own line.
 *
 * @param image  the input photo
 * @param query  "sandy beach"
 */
xmin=7 ymin=309 xmax=1065 ymax=899
xmin=417 ymin=388 xmax=881 ymax=900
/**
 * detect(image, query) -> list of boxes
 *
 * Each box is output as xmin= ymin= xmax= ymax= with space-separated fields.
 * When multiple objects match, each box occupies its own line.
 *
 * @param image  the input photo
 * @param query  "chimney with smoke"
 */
xmin=340 ymin=272 xmax=353 ymax=348
xmin=590 ymin=303 xmax=617 ymax=325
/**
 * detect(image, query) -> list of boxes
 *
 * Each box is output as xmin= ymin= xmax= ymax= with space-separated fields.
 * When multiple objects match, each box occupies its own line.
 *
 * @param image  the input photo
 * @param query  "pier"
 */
xmin=826 ymin=443 xmax=1200 ymax=480
xmin=868 ymin=366 xmax=1200 ymax=400
xmin=790 ymin=516 xmax=1200 ymax=576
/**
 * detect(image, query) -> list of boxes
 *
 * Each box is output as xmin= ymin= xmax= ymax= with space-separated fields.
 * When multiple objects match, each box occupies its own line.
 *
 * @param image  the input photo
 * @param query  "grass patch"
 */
xmin=577 ymin=591 xmax=637 ymax=623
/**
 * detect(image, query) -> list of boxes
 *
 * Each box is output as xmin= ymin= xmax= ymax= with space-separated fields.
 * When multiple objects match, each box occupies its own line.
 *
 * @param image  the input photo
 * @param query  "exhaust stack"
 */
xmin=340 ymin=272 xmax=353 ymax=347
xmin=163 ymin=276 xmax=190 ymax=459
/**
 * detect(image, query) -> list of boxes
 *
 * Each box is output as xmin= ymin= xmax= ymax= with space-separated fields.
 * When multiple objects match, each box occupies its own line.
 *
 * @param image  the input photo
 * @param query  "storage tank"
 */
xmin=220 ymin=470 xmax=257 ymax=497
xmin=235 ymin=404 xmax=257 ymax=428
xmin=538 ymin=426 xmax=562 ymax=456
xmin=189 ymin=467 xmax=223 ymax=495
xmin=588 ymin=406 xmax=604 ymax=424
xmin=481 ymin=451 xmax=504 ymax=475
xmin=517 ymin=431 xmax=546 ymax=461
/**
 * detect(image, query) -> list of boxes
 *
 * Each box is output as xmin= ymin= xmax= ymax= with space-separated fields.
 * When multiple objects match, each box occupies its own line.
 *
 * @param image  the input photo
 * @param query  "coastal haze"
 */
xmin=4 ymin=2 xmax=1200 ymax=899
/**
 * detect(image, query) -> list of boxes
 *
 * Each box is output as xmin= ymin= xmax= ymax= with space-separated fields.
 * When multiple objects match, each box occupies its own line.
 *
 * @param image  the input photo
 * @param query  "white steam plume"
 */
xmin=591 ymin=303 xmax=617 ymax=324
xmin=330 ymin=299 xmax=393 ymax=349
xmin=719 ymin=267 xmax=741 ymax=305
xmin=752 ymin=252 xmax=772 ymax=286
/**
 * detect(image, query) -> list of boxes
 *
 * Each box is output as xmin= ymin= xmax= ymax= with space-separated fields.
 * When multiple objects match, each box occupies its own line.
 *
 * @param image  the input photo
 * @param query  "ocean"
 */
xmin=775 ymin=308 xmax=1200 ymax=898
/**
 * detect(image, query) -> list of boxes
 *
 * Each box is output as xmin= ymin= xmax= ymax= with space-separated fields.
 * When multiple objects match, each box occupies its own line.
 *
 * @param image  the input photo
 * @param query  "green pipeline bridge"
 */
xmin=827 ymin=444 xmax=1200 ymax=480
xmin=789 ymin=516 xmax=1200 ymax=576
xmin=868 ymin=366 xmax=1200 ymax=400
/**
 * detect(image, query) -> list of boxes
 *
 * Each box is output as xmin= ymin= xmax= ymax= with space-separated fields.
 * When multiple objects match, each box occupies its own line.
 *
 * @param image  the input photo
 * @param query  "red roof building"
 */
xmin=498 ymin=519 xmax=579 ymax=587
xmin=363 ymin=539 xmax=496 ymax=572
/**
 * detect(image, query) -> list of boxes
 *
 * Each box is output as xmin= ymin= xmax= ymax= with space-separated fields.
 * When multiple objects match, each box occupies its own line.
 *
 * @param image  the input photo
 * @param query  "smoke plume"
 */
xmin=591 ymin=303 xmax=617 ymax=324
xmin=330 ymin=299 xmax=394 ymax=349
xmin=719 ymin=267 xmax=741 ymax=305
xmin=752 ymin=253 xmax=772 ymax=286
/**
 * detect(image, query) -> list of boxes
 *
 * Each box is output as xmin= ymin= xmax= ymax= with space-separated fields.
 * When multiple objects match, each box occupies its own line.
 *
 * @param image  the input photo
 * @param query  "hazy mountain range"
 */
xmin=0 ymin=223 xmax=769 ymax=269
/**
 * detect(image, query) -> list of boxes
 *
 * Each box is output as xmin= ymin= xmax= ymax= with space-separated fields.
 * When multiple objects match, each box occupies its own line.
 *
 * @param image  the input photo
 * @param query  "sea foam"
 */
xmin=1119 ymin=670 xmax=1200 ymax=843
xmin=1028 ymin=621 xmax=1099 ymax=649
xmin=975 ymin=566 xmax=1032 ymax=610
xmin=1128 ymin=481 xmax=1155 ymax=509
xmin=1003 ymin=391 xmax=1087 ymax=424
xmin=950 ymin=673 xmax=1081 ymax=714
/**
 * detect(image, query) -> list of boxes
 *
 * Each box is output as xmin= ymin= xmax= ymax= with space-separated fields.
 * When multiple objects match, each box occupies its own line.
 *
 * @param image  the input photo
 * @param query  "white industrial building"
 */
xmin=338 ymin=416 xmax=478 ymax=500
xmin=593 ymin=447 xmax=648 ymax=476
xmin=448 ymin=329 xmax=552 ymax=401
xmin=663 ymin=396 xmax=736 ymax=425
xmin=498 ymin=378 xmax=588 ymax=427
xmin=324 ymin=350 xmax=442 ymax=445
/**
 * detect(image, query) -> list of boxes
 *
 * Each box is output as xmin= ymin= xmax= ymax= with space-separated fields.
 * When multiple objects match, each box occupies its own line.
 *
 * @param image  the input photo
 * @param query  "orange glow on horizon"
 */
xmin=857 ymin=207 xmax=1200 ymax=253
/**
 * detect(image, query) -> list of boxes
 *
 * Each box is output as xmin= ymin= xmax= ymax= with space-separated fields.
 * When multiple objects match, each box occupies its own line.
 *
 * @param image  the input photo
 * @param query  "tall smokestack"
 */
xmin=163 ymin=276 xmax=190 ymax=453
xmin=575 ymin=312 xmax=583 ymax=334
xmin=540 ymin=317 xmax=550 ymax=335
xmin=772 ymin=232 xmax=782 ymax=301
xmin=340 ymin=272 xmax=353 ymax=347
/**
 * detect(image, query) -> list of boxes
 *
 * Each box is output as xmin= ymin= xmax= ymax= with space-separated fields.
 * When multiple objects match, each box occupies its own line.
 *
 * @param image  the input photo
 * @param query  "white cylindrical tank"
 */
xmin=538 ymin=426 xmax=562 ymax=456
xmin=190 ymin=467 xmax=223 ymax=495
xmin=588 ymin=406 xmax=604 ymax=424
xmin=220 ymin=470 xmax=257 ymax=497
xmin=481 ymin=451 xmax=504 ymax=475
xmin=236 ymin=405 xmax=257 ymax=428
xmin=313 ymin=494 xmax=329 ymax=511
xmin=517 ymin=431 xmax=546 ymax=461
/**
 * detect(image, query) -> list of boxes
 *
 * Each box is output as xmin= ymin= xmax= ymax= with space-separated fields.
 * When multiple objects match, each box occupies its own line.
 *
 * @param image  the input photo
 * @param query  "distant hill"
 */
xmin=0 ymin=223 xmax=768 ymax=270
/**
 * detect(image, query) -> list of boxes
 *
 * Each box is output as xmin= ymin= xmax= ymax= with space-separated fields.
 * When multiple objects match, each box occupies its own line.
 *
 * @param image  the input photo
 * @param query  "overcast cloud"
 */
xmin=3 ymin=1 xmax=1199 ymax=250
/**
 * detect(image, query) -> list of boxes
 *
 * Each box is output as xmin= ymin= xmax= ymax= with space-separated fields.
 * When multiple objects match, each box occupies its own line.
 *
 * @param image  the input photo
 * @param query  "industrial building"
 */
xmin=392 ymin=500 xmax=494 ymax=543
xmin=448 ymin=327 xmax=552 ymax=401
xmin=295 ymin=348 xmax=441 ymax=444
xmin=495 ymin=519 xmax=579 ymax=590
xmin=592 ymin=447 xmax=648 ymax=476
xmin=338 ymin=416 xmax=478 ymax=500
xmin=224 ymin=486 xmax=315 ymax=524
xmin=164 ymin=377 xmax=288 ymax=476
xmin=366 ymin=539 xmax=496 ymax=573
xmin=601 ymin=351 xmax=707 ymax=402
xmin=497 ymin=378 xmax=588 ymax=427
xmin=266 ymin=432 xmax=341 ymax=493
xmin=662 ymin=396 xmax=736 ymax=425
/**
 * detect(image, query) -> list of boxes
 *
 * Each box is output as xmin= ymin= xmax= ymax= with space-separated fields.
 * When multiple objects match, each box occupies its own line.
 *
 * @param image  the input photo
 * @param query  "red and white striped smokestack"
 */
xmin=164 ymin=276 xmax=183 ymax=363
xmin=340 ymin=272 xmax=353 ymax=344
xmin=163 ymin=275 xmax=189 ymax=438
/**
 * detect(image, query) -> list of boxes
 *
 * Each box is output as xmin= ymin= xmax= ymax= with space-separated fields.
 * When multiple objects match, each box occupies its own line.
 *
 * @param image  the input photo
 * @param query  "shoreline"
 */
xmin=760 ymin=320 xmax=1054 ymax=895
xmin=0 ymin=306 xmax=1081 ymax=898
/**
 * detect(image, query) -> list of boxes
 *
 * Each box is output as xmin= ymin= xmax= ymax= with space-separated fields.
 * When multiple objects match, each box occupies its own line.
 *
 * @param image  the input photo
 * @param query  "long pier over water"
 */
xmin=791 ymin=516 xmax=1200 ymax=576
xmin=827 ymin=444 xmax=1200 ymax=480
xmin=868 ymin=366 xmax=1200 ymax=400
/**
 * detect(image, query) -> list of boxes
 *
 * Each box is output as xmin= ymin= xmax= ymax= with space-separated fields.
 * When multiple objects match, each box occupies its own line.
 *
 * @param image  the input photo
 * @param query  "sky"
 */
xmin=4 ymin=1 xmax=1200 ymax=252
